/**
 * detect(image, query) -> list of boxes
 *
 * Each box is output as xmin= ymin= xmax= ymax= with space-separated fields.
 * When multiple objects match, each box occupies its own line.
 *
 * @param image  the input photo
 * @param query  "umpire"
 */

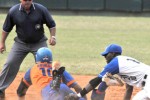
xmin=0 ymin=0 xmax=56 ymax=98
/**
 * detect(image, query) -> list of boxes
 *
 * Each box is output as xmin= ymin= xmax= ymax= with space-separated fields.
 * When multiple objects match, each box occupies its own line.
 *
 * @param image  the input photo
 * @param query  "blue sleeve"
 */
xmin=98 ymin=57 xmax=119 ymax=78
xmin=62 ymin=71 xmax=77 ymax=88
xmin=42 ymin=6 xmax=56 ymax=28
xmin=3 ymin=11 xmax=15 ymax=32
xmin=23 ymin=68 xmax=32 ymax=85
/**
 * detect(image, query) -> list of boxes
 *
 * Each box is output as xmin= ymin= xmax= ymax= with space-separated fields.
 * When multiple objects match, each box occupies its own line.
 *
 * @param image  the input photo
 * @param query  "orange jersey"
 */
xmin=23 ymin=61 xmax=77 ymax=91
xmin=30 ymin=62 xmax=53 ymax=89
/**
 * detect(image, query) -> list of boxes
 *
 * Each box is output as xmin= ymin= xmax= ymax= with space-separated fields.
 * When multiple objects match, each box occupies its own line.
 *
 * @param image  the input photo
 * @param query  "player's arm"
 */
xmin=66 ymin=58 xmax=120 ymax=99
xmin=72 ymin=83 xmax=82 ymax=93
xmin=78 ymin=59 xmax=120 ymax=97
xmin=123 ymin=84 xmax=133 ymax=100
xmin=77 ymin=76 xmax=102 ymax=97
xmin=72 ymin=83 xmax=88 ymax=100
xmin=63 ymin=70 xmax=89 ymax=100
xmin=62 ymin=70 xmax=83 ymax=93
xmin=64 ymin=77 xmax=102 ymax=100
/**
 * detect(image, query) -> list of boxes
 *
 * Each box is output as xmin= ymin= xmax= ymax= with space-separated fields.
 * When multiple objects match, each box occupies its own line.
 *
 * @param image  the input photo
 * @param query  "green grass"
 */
xmin=0 ymin=12 xmax=150 ymax=75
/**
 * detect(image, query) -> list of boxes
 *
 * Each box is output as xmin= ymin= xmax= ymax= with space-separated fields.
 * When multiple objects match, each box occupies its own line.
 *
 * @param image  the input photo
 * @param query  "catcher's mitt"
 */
xmin=64 ymin=93 xmax=79 ymax=100
xmin=102 ymin=72 xmax=124 ymax=86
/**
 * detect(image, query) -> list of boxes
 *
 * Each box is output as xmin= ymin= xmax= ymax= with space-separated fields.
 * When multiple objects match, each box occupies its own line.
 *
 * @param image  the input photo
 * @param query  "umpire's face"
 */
xmin=21 ymin=0 xmax=33 ymax=10
xmin=104 ymin=52 xmax=116 ymax=63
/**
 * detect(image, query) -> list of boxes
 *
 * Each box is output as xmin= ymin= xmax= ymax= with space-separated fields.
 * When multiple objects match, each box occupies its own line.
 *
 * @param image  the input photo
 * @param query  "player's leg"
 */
xmin=0 ymin=42 xmax=29 ymax=98
xmin=132 ymin=90 xmax=149 ymax=100
xmin=17 ymin=68 xmax=32 ymax=98
xmin=133 ymin=74 xmax=150 ymax=100
xmin=143 ymin=74 xmax=150 ymax=99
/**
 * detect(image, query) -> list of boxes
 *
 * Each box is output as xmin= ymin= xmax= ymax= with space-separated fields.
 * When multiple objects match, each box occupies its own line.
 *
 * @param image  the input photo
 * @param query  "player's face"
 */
xmin=21 ymin=0 xmax=32 ymax=10
xmin=104 ymin=53 xmax=115 ymax=63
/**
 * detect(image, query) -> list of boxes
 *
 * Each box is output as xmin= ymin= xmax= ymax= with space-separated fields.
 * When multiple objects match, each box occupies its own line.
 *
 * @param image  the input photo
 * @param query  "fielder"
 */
xmin=17 ymin=47 xmax=86 ymax=100
xmin=65 ymin=44 xmax=150 ymax=100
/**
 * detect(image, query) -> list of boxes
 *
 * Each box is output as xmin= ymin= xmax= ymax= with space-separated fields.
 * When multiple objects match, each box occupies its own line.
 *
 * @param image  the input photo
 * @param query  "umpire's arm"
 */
xmin=123 ymin=84 xmax=133 ymax=100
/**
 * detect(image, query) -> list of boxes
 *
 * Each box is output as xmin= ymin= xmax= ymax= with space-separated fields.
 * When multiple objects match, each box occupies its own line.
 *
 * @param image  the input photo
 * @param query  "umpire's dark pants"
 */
xmin=0 ymin=40 xmax=47 ymax=92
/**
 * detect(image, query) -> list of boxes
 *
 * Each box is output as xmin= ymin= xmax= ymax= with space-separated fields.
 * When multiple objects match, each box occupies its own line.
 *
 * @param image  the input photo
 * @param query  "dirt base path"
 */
xmin=4 ymin=72 xmax=140 ymax=100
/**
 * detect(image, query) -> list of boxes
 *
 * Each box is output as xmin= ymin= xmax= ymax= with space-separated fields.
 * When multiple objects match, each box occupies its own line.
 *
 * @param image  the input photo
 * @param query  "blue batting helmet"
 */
xmin=36 ymin=47 xmax=53 ymax=63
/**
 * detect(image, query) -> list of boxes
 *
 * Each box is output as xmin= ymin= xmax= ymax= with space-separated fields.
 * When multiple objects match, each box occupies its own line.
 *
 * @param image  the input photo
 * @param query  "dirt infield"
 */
xmin=4 ymin=72 xmax=140 ymax=100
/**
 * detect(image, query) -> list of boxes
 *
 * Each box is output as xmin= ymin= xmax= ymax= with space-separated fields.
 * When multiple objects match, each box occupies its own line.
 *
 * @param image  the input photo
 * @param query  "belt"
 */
xmin=142 ymin=74 xmax=147 ymax=87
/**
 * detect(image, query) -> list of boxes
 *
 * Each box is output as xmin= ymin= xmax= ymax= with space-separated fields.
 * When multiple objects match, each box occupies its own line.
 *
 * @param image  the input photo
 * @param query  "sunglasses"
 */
xmin=23 ymin=0 xmax=32 ymax=1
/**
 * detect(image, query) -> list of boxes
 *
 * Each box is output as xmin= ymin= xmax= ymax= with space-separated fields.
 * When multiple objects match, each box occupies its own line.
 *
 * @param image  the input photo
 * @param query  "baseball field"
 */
xmin=0 ymin=11 xmax=150 ymax=99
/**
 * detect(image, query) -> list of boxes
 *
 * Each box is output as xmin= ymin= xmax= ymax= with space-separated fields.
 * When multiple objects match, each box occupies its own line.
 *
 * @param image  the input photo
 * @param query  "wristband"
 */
xmin=80 ymin=88 xmax=88 ymax=97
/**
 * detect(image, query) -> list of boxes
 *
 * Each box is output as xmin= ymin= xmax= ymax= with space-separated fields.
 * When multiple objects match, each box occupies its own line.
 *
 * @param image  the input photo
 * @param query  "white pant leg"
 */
xmin=133 ymin=73 xmax=150 ymax=100
xmin=132 ymin=90 xmax=149 ymax=100
xmin=143 ymin=74 xmax=150 ymax=99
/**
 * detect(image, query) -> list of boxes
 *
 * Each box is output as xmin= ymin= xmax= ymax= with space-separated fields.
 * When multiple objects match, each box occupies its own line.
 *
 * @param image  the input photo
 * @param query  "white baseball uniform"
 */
xmin=98 ymin=56 xmax=150 ymax=100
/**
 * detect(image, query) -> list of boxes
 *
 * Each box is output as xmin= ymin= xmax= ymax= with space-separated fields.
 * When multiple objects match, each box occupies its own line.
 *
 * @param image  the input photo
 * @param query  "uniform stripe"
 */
xmin=67 ymin=80 xmax=76 ymax=87
xmin=23 ymin=78 xmax=31 ymax=87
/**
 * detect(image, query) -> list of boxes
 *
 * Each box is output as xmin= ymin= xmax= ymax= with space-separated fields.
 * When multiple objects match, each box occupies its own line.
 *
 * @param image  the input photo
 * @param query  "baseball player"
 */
xmin=17 ymin=47 xmax=86 ymax=100
xmin=65 ymin=44 xmax=150 ymax=100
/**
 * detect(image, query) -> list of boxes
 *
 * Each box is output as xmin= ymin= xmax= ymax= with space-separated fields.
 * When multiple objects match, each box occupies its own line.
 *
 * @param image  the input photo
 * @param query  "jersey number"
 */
xmin=40 ymin=68 xmax=52 ymax=77
xmin=127 ymin=58 xmax=140 ymax=64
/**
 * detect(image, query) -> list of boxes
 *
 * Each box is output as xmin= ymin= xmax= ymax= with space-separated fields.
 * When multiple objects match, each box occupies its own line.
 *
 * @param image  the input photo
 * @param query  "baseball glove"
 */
xmin=64 ymin=93 xmax=80 ymax=100
xmin=102 ymin=72 xmax=124 ymax=86
xmin=50 ymin=67 xmax=65 ymax=90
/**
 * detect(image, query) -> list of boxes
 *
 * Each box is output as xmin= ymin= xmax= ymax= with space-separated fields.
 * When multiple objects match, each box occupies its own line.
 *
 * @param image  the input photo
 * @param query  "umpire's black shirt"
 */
xmin=3 ymin=3 xmax=56 ymax=43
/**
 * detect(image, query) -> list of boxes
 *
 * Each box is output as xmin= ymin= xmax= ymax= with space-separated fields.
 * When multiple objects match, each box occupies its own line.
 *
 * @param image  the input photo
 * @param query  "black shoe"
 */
xmin=0 ymin=91 xmax=5 ymax=98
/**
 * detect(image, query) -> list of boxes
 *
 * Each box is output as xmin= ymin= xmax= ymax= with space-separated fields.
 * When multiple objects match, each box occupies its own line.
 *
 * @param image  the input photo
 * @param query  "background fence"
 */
xmin=0 ymin=0 xmax=150 ymax=12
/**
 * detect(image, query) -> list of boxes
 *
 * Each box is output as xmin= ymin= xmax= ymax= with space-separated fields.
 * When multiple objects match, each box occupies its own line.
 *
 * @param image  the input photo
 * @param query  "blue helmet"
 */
xmin=36 ymin=47 xmax=53 ymax=63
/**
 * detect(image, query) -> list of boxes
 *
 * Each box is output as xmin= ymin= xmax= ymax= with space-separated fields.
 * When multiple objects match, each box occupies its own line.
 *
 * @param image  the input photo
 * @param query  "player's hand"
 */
xmin=64 ymin=93 xmax=79 ymax=100
xmin=52 ymin=61 xmax=61 ymax=70
xmin=0 ymin=42 xmax=6 ymax=54
xmin=49 ymin=36 xmax=56 ymax=46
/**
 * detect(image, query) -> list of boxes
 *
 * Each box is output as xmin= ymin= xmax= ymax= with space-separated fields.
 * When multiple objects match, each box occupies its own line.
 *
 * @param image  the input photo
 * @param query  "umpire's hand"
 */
xmin=49 ymin=36 xmax=56 ymax=46
xmin=0 ymin=42 xmax=6 ymax=53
